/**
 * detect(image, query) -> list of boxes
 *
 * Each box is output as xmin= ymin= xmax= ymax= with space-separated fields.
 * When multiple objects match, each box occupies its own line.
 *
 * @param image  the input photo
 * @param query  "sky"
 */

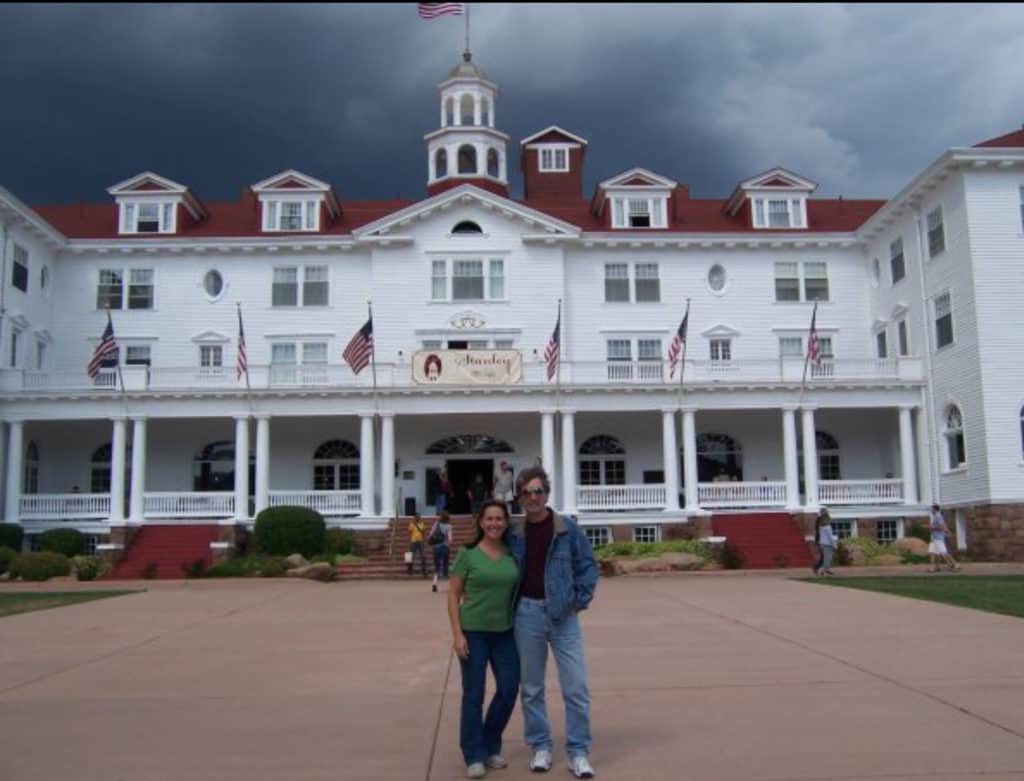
xmin=2 ymin=3 xmax=1023 ymax=208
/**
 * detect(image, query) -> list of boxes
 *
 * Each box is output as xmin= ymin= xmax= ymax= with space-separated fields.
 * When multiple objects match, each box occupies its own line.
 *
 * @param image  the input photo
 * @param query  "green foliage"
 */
xmin=39 ymin=528 xmax=87 ymax=558
xmin=0 ymin=545 xmax=18 ymax=575
xmin=71 ymin=555 xmax=111 ymax=582
xmin=205 ymin=555 xmax=287 ymax=578
xmin=0 ymin=523 xmax=23 ymax=551
xmin=10 ymin=551 xmax=72 ymax=582
xmin=253 ymin=506 xmax=326 ymax=558
xmin=907 ymin=521 xmax=931 ymax=542
xmin=324 ymin=528 xmax=356 ymax=556
xmin=141 ymin=562 xmax=159 ymax=579
xmin=334 ymin=553 xmax=368 ymax=564
xmin=181 ymin=558 xmax=206 ymax=578
xmin=717 ymin=541 xmax=744 ymax=570
xmin=900 ymin=551 xmax=931 ymax=565
xmin=594 ymin=540 xmax=711 ymax=561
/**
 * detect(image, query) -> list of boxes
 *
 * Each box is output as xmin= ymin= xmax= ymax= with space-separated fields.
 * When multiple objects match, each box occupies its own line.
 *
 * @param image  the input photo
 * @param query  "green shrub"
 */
xmin=0 ymin=523 xmax=24 ymax=551
xmin=0 ymin=545 xmax=18 ymax=575
xmin=206 ymin=555 xmax=286 ymax=578
xmin=39 ymin=528 xmax=87 ymax=558
xmin=594 ymin=540 xmax=711 ymax=562
xmin=72 ymin=555 xmax=110 ymax=582
xmin=324 ymin=528 xmax=356 ymax=556
xmin=10 ymin=551 xmax=72 ymax=581
xmin=900 ymin=551 xmax=931 ymax=565
xmin=254 ymin=506 xmax=326 ymax=558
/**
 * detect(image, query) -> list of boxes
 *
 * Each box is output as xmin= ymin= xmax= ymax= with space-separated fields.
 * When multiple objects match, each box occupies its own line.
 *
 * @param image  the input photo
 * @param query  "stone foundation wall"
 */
xmin=964 ymin=504 xmax=1024 ymax=561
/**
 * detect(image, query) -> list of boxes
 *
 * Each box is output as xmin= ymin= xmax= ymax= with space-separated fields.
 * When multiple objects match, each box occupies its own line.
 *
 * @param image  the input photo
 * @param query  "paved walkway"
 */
xmin=1 ymin=569 xmax=1024 ymax=780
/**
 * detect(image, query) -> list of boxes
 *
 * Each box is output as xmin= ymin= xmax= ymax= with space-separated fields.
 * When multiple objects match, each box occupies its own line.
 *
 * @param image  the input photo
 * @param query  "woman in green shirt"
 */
xmin=448 ymin=500 xmax=521 ymax=779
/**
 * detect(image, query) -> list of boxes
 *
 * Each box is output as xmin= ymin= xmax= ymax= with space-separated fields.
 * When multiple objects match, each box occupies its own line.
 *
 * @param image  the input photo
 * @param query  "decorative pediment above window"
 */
xmin=891 ymin=302 xmax=910 ymax=319
xmin=191 ymin=330 xmax=231 ymax=344
xmin=449 ymin=311 xmax=487 ymax=329
xmin=596 ymin=168 xmax=677 ymax=229
xmin=107 ymin=171 xmax=206 ymax=236
xmin=725 ymin=167 xmax=817 ymax=229
xmin=701 ymin=324 xmax=741 ymax=339
xmin=251 ymin=169 xmax=341 ymax=233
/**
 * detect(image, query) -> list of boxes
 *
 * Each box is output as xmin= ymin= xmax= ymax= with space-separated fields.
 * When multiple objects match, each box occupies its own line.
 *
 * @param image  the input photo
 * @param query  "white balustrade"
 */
xmin=268 ymin=490 xmax=362 ymax=516
xmin=143 ymin=492 xmax=235 ymax=518
xmin=819 ymin=479 xmax=904 ymax=505
xmin=698 ymin=481 xmax=787 ymax=508
xmin=20 ymin=493 xmax=111 ymax=520
xmin=576 ymin=484 xmax=667 ymax=511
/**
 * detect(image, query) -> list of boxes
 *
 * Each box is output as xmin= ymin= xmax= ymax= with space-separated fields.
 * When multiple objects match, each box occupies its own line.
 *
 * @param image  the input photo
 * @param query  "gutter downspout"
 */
xmin=0 ymin=218 xmax=9 ymax=367
xmin=912 ymin=205 xmax=941 ymax=505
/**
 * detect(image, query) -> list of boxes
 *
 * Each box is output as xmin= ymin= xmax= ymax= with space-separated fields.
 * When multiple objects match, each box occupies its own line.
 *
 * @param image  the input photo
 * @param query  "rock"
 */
xmin=894 ymin=538 xmax=929 ymax=556
xmin=286 ymin=562 xmax=336 ymax=582
xmin=598 ymin=558 xmax=619 ymax=577
xmin=284 ymin=554 xmax=309 ymax=569
xmin=662 ymin=552 xmax=702 ymax=571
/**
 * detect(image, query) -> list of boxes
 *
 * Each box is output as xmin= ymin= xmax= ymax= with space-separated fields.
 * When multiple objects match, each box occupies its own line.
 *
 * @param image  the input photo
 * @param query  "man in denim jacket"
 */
xmin=507 ymin=465 xmax=598 ymax=778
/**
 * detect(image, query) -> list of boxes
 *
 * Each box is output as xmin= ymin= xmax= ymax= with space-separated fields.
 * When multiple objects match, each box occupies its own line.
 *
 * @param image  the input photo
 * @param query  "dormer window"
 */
xmin=611 ymin=197 xmax=666 ymax=229
xmin=262 ymin=199 xmax=320 ymax=232
xmin=752 ymin=197 xmax=805 ymax=229
xmin=108 ymin=172 xmax=205 ymax=236
xmin=251 ymin=170 xmax=340 ymax=234
xmin=120 ymin=201 xmax=176 ymax=234
xmin=539 ymin=146 xmax=570 ymax=172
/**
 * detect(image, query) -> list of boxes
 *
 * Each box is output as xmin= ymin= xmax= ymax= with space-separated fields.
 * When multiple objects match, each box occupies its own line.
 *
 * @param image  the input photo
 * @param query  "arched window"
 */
xmin=435 ymin=148 xmax=448 ymax=178
xmin=487 ymin=149 xmax=499 ymax=178
xmin=452 ymin=221 xmax=482 ymax=234
xmin=313 ymin=439 xmax=360 ymax=491
xmin=481 ymin=96 xmax=491 ymax=126
xmin=695 ymin=433 xmax=743 ymax=482
xmin=193 ymin=441 xmax=240 ymax=492
xmin=816 ymin=431 xmax=841 ymax=480
xmin=425 ymin=435 xmax=514 ymax=454
xmin=944 ymin=405 xmax=966 ymax=469
xmin=23 ymin=441 xmax=39 ymax=494
xmin=90 ymin=442 xmax=131 ymax=494
xmin=578 ymin=435 xmax=626 ymax=486
xmin=458 ymin=145 xmax=477 ymax=175
xmin=444 ymin=96 xmax=455 ymax=127
xmin=459 ymin=94 xmax=474 ymax=126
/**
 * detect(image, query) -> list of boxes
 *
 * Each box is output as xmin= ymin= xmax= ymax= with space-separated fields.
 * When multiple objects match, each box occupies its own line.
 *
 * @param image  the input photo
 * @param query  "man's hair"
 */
xmin=931 ymin=503 xmax=940 ymax=512
xmin=515 ymin=464 xmax=550 ymax=496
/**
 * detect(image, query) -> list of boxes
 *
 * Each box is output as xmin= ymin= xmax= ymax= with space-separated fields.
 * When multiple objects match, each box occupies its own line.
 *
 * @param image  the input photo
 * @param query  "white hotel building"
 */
xmin=1 ymin=55 xmax=1023 ymax=560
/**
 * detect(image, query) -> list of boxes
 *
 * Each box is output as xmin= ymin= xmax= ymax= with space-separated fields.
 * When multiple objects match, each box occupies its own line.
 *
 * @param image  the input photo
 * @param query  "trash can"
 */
xmin=404 ymin=497 xmax=417 ymax=516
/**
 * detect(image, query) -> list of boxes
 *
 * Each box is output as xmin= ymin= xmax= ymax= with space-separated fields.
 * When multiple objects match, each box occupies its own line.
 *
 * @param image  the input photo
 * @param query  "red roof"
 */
xmin=973 ymin=127 xmax=1024 ymax=148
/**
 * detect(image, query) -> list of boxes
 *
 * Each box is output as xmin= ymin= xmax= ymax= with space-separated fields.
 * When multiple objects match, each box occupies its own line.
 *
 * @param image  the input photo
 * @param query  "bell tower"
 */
xmin=424 ymin=52 xmax=510 ymax=197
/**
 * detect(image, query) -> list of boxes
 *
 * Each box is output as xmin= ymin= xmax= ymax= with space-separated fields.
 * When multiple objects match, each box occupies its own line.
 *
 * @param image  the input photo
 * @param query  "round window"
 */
xmin=203 ymin=270 xmax=224 ymax=298
xmin=707 ymin=264 xmax=727 ymax=292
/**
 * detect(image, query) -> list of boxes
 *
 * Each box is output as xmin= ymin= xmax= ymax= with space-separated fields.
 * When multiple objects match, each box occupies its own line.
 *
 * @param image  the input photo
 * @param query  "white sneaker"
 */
xmin=569 ymin=755 xmax=595 ymax=779
xmin=467 ymin=761 xmax=487 ymax=779
xmin=530 ymin=748 xmax=553 ymax=772
xmin=486 ymin=755 xmax=509 ymax=769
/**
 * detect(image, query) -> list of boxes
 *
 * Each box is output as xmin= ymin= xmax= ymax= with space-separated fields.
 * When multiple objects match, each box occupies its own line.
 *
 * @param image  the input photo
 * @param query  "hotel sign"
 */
xmin=413 ymin=349 xmax=522 ymax=385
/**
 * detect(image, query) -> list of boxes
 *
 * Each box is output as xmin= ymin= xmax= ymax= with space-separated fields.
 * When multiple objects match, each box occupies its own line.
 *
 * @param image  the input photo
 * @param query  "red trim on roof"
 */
xmin=973 ymin=128 xmax=1024 ymax=148
xmin=426 ymin=178 xmax=509 ymax=199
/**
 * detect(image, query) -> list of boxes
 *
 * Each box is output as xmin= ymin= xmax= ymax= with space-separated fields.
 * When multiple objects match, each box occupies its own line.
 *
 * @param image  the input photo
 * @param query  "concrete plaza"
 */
xmin=1 ymin=571 xmax=1023 ymax=780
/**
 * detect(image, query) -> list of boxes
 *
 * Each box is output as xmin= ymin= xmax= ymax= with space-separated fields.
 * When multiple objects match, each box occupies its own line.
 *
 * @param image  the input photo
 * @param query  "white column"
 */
xmin=475 ymin=143 xmax=486 ymax=176
xmin=490 ymin=96 xmax=496 ymax=127
xmin=4 ymin=420 xmax=23 ymax=523
xmin=473 ymin=94 xmax=482 ymax=125
xmin=682 ymin=408 xmax=698 ymax=511
xmin=109 ymin=417 xmax=127 ymax=524
xmin=381 ymin=413 xmax=395 ymax=518
xmin=541 ymin=411 xmax=556 ymax=505
xmin=661 ymin=409 xmax=680 ymax=511
xmin=453 ymin=94 xmax=462 ymax=126
xmin=782 ymin=406 xmax=800 ymax=510
xmin=915 ymin=398 xmax=933 ymax=504
xmin=440 ymin=98 xmax=446 ymax=128
xmin=560 ymin=410 xmax=577 ymax=513
xmin=801 ymin=407 xmax=819 ymax=509
xmin=255 ymin=415 xmax=270 ymax=515
xmin=360 ymin=413 xmax=375 ymax=517
xmin=129 ymin=417 xmax=147 ymax=523
xmin=899 ymin=405 xmax=918 ymax=505
xmin=234 ymin=416 xmax=250 ymax=521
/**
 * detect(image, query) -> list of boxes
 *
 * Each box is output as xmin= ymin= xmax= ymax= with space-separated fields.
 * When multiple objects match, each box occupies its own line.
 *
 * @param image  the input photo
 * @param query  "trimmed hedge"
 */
xmin=39 ymin=528 xmax=87 ymax=558
xmin=72 ymin=555 xmax=111 ymax=582
xmin=10 ymin=551 xmax=72 ymax=582
xmin=0 ymin=545 xmax=18 ymax=575
xmin=0 ymin=523 xmax=23 ymax=551
xmin=253 ymin=506 xmax=326 ymax=558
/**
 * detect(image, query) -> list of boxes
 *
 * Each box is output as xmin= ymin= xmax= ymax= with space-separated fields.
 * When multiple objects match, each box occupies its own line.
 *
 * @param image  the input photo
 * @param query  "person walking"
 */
xmin=429 ymin=511 xmax=454 ymax=593
xmin=448 ymin=501 xmax=521 ymax=779
xmin=929 ymin=504 xmax=961 ymax=572
xmin=814 ymin=508 xmax=837 ymax=576
xmin=508 ymin=465 xmax=599 ymax=779
xmin=493 ymin=461 xmax=514 ymax=504
xmin=407 ymin=514 xmax=428 ymax=578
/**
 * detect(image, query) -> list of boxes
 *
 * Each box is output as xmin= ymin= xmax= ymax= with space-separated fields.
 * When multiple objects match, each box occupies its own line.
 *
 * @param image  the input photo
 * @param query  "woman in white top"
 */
xmin=814 ymin=508 xmax=837 ymax=576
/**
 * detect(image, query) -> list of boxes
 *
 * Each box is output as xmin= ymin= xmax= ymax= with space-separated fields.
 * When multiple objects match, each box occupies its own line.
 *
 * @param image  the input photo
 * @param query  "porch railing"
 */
xmin=267 ymin=490 xmax=361 ymax=516
xmin=19 ymin=493 xmax=111 ymax=520
xmin=819 ymin=479 xmax=904 ymax=505
xmin=698 ymin=481 xmax=787 ymax=508
xmin=143 ymin=492 xmax=235 ymax=518
xmin=576 ymin=484 xmax=667 ymax=511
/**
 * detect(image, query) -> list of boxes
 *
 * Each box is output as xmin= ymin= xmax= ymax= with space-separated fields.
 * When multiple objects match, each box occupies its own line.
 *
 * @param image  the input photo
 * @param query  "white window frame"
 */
xmin=752 ymin=197 xmax=807 ymax=229
xmin=119 ymin=200 xmax=177 ymax=235
xmin=428 ymin=257 xmax=507 ymax=302
xmin=933 ymin=290 xmax=954 ymax=350
xmin=875 ymin=329 xmax=888 ymax=359
xmin=9 ymin=328 xmax=21 ymax=368
xmin=943 ymin=404 xmax=966 ymax=471
xmin=897 ymin=319 xmax=910 ymax=357
xmin=272 ymin=264 xmax=330 ymax=307
xmin=779 ymin=336 xmax=803 ymax=358
xmin=538 ymin=145 xmax=570 ymax=172
xmin=709 ymin=338 xmax=732 ymax=363
xmin=96 ymin=267 xmax=155 ymax=310
xmin=583 ymin=526 xmax=612 ymax=548
xmin=632 ymin=525 xmax=661 ymax=544
xmin=199 ymin=345 xmax=224 ymax=374
xmin=610 ymin=196 xmax=667 ymax=229
xmin=876 ymin=519 xmax=898 ymax=544
xmin=35 ymin=339 xmax=46 ymax=370
xmin=261 ymin=198 xmax=321 ymax=233
xmin=774 ymin=261 xmax=829 ymax=302
xmin=11 ymin=244 xmax=28 ymax=292
xmin=889 ymin=237 xmax=906 ymax=284
xmin=605 ymin=262 xmax=660 ymax=303
xmin=124 ymin=344 xmax=151 ymax=367
xmin=927 ymin=206 xmax=946 ymax=258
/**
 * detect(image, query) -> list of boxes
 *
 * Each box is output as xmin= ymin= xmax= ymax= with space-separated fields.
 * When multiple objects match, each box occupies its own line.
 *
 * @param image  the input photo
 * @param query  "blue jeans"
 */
xmin=459 ymin=629 xmax=520 ymax=765
xmin=432 ymin=543 xmax=449 ymax=577
xmin=514 ymin=597 xmax=592 ymax=758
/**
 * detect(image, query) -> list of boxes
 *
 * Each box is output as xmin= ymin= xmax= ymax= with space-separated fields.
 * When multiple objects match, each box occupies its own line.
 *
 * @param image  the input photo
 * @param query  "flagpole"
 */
xmin=464 ymin=3 xmax=470 ymax=58
xmin=676 ymin=299 xmax=690 ymax=510
xmin=798 ymin=301 xmax=818 ymax=405
xmin=108 ymin=309 xmax=126 ymax=396
xmin=236 ymin=303 xmax=253 ymax=424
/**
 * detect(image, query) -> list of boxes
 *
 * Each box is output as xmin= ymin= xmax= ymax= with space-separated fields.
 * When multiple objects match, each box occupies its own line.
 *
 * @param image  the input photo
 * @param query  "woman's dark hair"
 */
xmin=466 ymin=500 xmax=511 ymax=548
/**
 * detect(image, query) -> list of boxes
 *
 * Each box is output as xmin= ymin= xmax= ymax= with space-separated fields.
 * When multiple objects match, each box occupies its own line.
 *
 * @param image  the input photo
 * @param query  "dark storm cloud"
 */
xmin=2 ymin=3 xmax=1023 ymax=207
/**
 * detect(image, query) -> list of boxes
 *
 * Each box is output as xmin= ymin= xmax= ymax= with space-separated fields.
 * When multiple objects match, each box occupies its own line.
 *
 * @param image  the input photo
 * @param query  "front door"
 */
xmin=447 ymin=458 xmax=493 ymax=514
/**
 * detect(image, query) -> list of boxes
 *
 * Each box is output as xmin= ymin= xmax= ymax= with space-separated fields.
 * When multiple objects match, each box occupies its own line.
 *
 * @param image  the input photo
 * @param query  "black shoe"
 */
xmin=432 ymin=584 xmax=438 ymax=593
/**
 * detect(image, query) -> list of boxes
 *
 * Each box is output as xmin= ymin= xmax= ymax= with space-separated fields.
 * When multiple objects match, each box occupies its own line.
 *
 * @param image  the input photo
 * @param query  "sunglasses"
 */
xmin=520 ymin=487 xmax=548 ymax=497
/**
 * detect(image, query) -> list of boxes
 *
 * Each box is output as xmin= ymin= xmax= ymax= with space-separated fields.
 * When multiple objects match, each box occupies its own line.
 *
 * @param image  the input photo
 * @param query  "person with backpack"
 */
xmin=813 ymin=508 xmax=837 ymax=576
xmin=429 ymin=510 xmax=453 ymax=593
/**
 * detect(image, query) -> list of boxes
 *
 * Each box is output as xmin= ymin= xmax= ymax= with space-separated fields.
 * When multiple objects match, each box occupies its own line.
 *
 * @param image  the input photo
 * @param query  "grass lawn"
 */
xmin=0 ymin=591 xmax=138 ymax=618
xmin=807 ymin=575 xmax=1024 ymax=619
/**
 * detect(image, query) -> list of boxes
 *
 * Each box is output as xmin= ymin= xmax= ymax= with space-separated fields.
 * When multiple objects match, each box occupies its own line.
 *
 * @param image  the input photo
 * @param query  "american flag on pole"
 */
xmin=343 ymin=317 xmax=374 ymax=375
xmin=544 ymin=308 xmax=560 ymax=381
xmin=236 ymin=304 xmax=249 ymax=381
xmin=807 ymin=302 xmax=821 ymax=367
xmin=668 ymin=302 xmax=690 ymax=379
xmin=87 ymin=312 xmax=118 ymax=379
xmin=418 ymin=3 xmax=464 ymax=19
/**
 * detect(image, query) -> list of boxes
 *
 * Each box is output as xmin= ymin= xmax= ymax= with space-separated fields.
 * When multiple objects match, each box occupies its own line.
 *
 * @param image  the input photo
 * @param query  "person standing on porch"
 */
xmin=437 ymin=469 xmax=455 ymax=513
xmin=929 ymin=504 xmax=961 ymax=572
xmin=507 ymin=465 xmax=599 ymax=779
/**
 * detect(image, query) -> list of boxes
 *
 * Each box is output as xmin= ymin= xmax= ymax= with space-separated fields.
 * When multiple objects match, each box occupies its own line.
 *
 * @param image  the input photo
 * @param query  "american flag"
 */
xmin=418 ymin=2 xmax=464 ymax=19
xmin=807 ymin=302 xmax=821 ymax=367
xmin=87 ymin=313 xmax=118 ymax=379
xmin=236 ymin=304 xmax=249 ymax=381
xmin=668 ymin=302 xmax=690 ymax=379
xmin=544 ymin=309 xmax=560 ymax=381
xmin=343 ymin=317 xmax=374 ymax=375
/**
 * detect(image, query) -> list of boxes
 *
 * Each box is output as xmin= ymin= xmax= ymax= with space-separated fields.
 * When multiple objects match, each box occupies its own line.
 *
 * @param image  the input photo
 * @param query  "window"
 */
xmin=627 ymin=199 xmax=651 ymax=228
xmin=453 ymin=260 xmax=484 ymax=299
xmin=199 ymin=345 xmax=223 ymax=373
xmin=40 ymin=265 xmax=49 ymax=292
xmin=452 ymin=221 xmax=482 ymax=234
xmin=871 ymin=257 xmax=881 ymax=286
xmin=35 ymin=340 xmax=46 ymax=370
xmin=876 ymin=519 xmax=898 ymax=544
xmin=889 ymin=238 xmax=905 ymax=283
xmin=876 ymin=331 xmax=888 ymax=359
xmin=303 ymin=266 xmax=328 ymax=306
xmin=707 ymin=264 xmax=727 ymax=293
xmin=810 ymin=337 xmax=835 ymax=377
xmin=23 ymin=441 xmax=39 ymax=495
xmin=634 ymin=263 xmax=660 ymax=302
xmin=832 ymin=520 xmax=853 ymax=539
xmin=927 ymin=207 xmax=945 ymax=258
xmin=604 ymin=264 xmax=630 ymax=302
xmin=271 ymin=341 xmax=326 ymax=383
xmin=709 ymin=338 xmax=732 ymax=363
xmin=271 ymin=343 xmax=296 ymax=366
xmin=632 ymin=525 xmax=660 ymax=544
xmin=583 ymin=526 xmax=612 ymax=548
xmin=611 ymin=196 xmax=666 ymax=229
xmin=203 ymin=270 xmax=224 ymax=298
xmin=488 ymin=260 xmax=504 ymax=299
xmin=127 ymin=269 xmax=154 ymax=309
xmin=774 ymin=261 xmax=828 ymax=301
xmin=96 ymin=268 xmax=154 ymax=310
xmin=752 ymin=197 xmax=805 ymax=229
xmin=272 ymin=265 xmax=329 ymax=307
xmin=539 ymin=147 xmax=569 ymax=171
xmin=638 ymin=338 xmax=663 ymax=380
xmin=263 ymin=200 xmax=320 ymax=232
xmin=431 ymin=258 xmax=505 ymax=301
xmin=97 ymin=270 xmax=123 ymax=309
xmin=779 ymin=337 xmax=803 ymax=358
xmin=774 ymin=262 xmax=800 ymax=301
xmin=120 ymin=201 xmax=175 ymax=234
xmin=435 ymin=149 xmax=448 ymax=178
xmin=605 ymin=263 xmax=660 ymax=302
xmin=12 ymin=244 xmax=28 ymax=292
xmin=768 ymin=199 xmax=790 ymax=227
xmin=803 ymin=262 xmax=829 ymax=301
xmin=457 ymin=145 xmax=477 ymax=174
xmin=897 ymin=319 xmax=909 ymax=356
xmin=934 ymin=291 xmax=954 ymax=349
xmin=578 ymin=435 xmax=626 ymax=486
xmin=313 ymin=440 xmax=361 ymax=491
xmin=431 ymin=261 xmax=447 ymax=300
xmin=272 ymin=267 xmax=297 ymax=306
xmin=125 ymin=345 xmax=151 ymax=366
xmin=944 ymin=405 xmax=966 ymax=469
xmin=607 ymin=339 xmax=631 ymax=362
xmin=9 ymin=329 xmax=20 ymax=368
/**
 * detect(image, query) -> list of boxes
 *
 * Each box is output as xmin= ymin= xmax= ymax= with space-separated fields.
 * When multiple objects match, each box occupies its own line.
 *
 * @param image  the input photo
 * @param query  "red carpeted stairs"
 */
xmin=110 ymin=524 xmax=221 ymax=579
xmin=711 ymin=512 xmax=813 ymax=569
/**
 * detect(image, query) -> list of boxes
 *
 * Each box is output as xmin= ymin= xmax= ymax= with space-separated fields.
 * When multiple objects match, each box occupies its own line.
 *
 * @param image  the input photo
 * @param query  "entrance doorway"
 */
xmin=447 ymin=459 xmax=493 ymax=514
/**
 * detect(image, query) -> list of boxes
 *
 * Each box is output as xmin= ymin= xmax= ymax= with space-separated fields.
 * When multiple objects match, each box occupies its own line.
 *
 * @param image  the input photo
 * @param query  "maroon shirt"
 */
xmin=521 ymin=510 xmax=554 ymax=599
